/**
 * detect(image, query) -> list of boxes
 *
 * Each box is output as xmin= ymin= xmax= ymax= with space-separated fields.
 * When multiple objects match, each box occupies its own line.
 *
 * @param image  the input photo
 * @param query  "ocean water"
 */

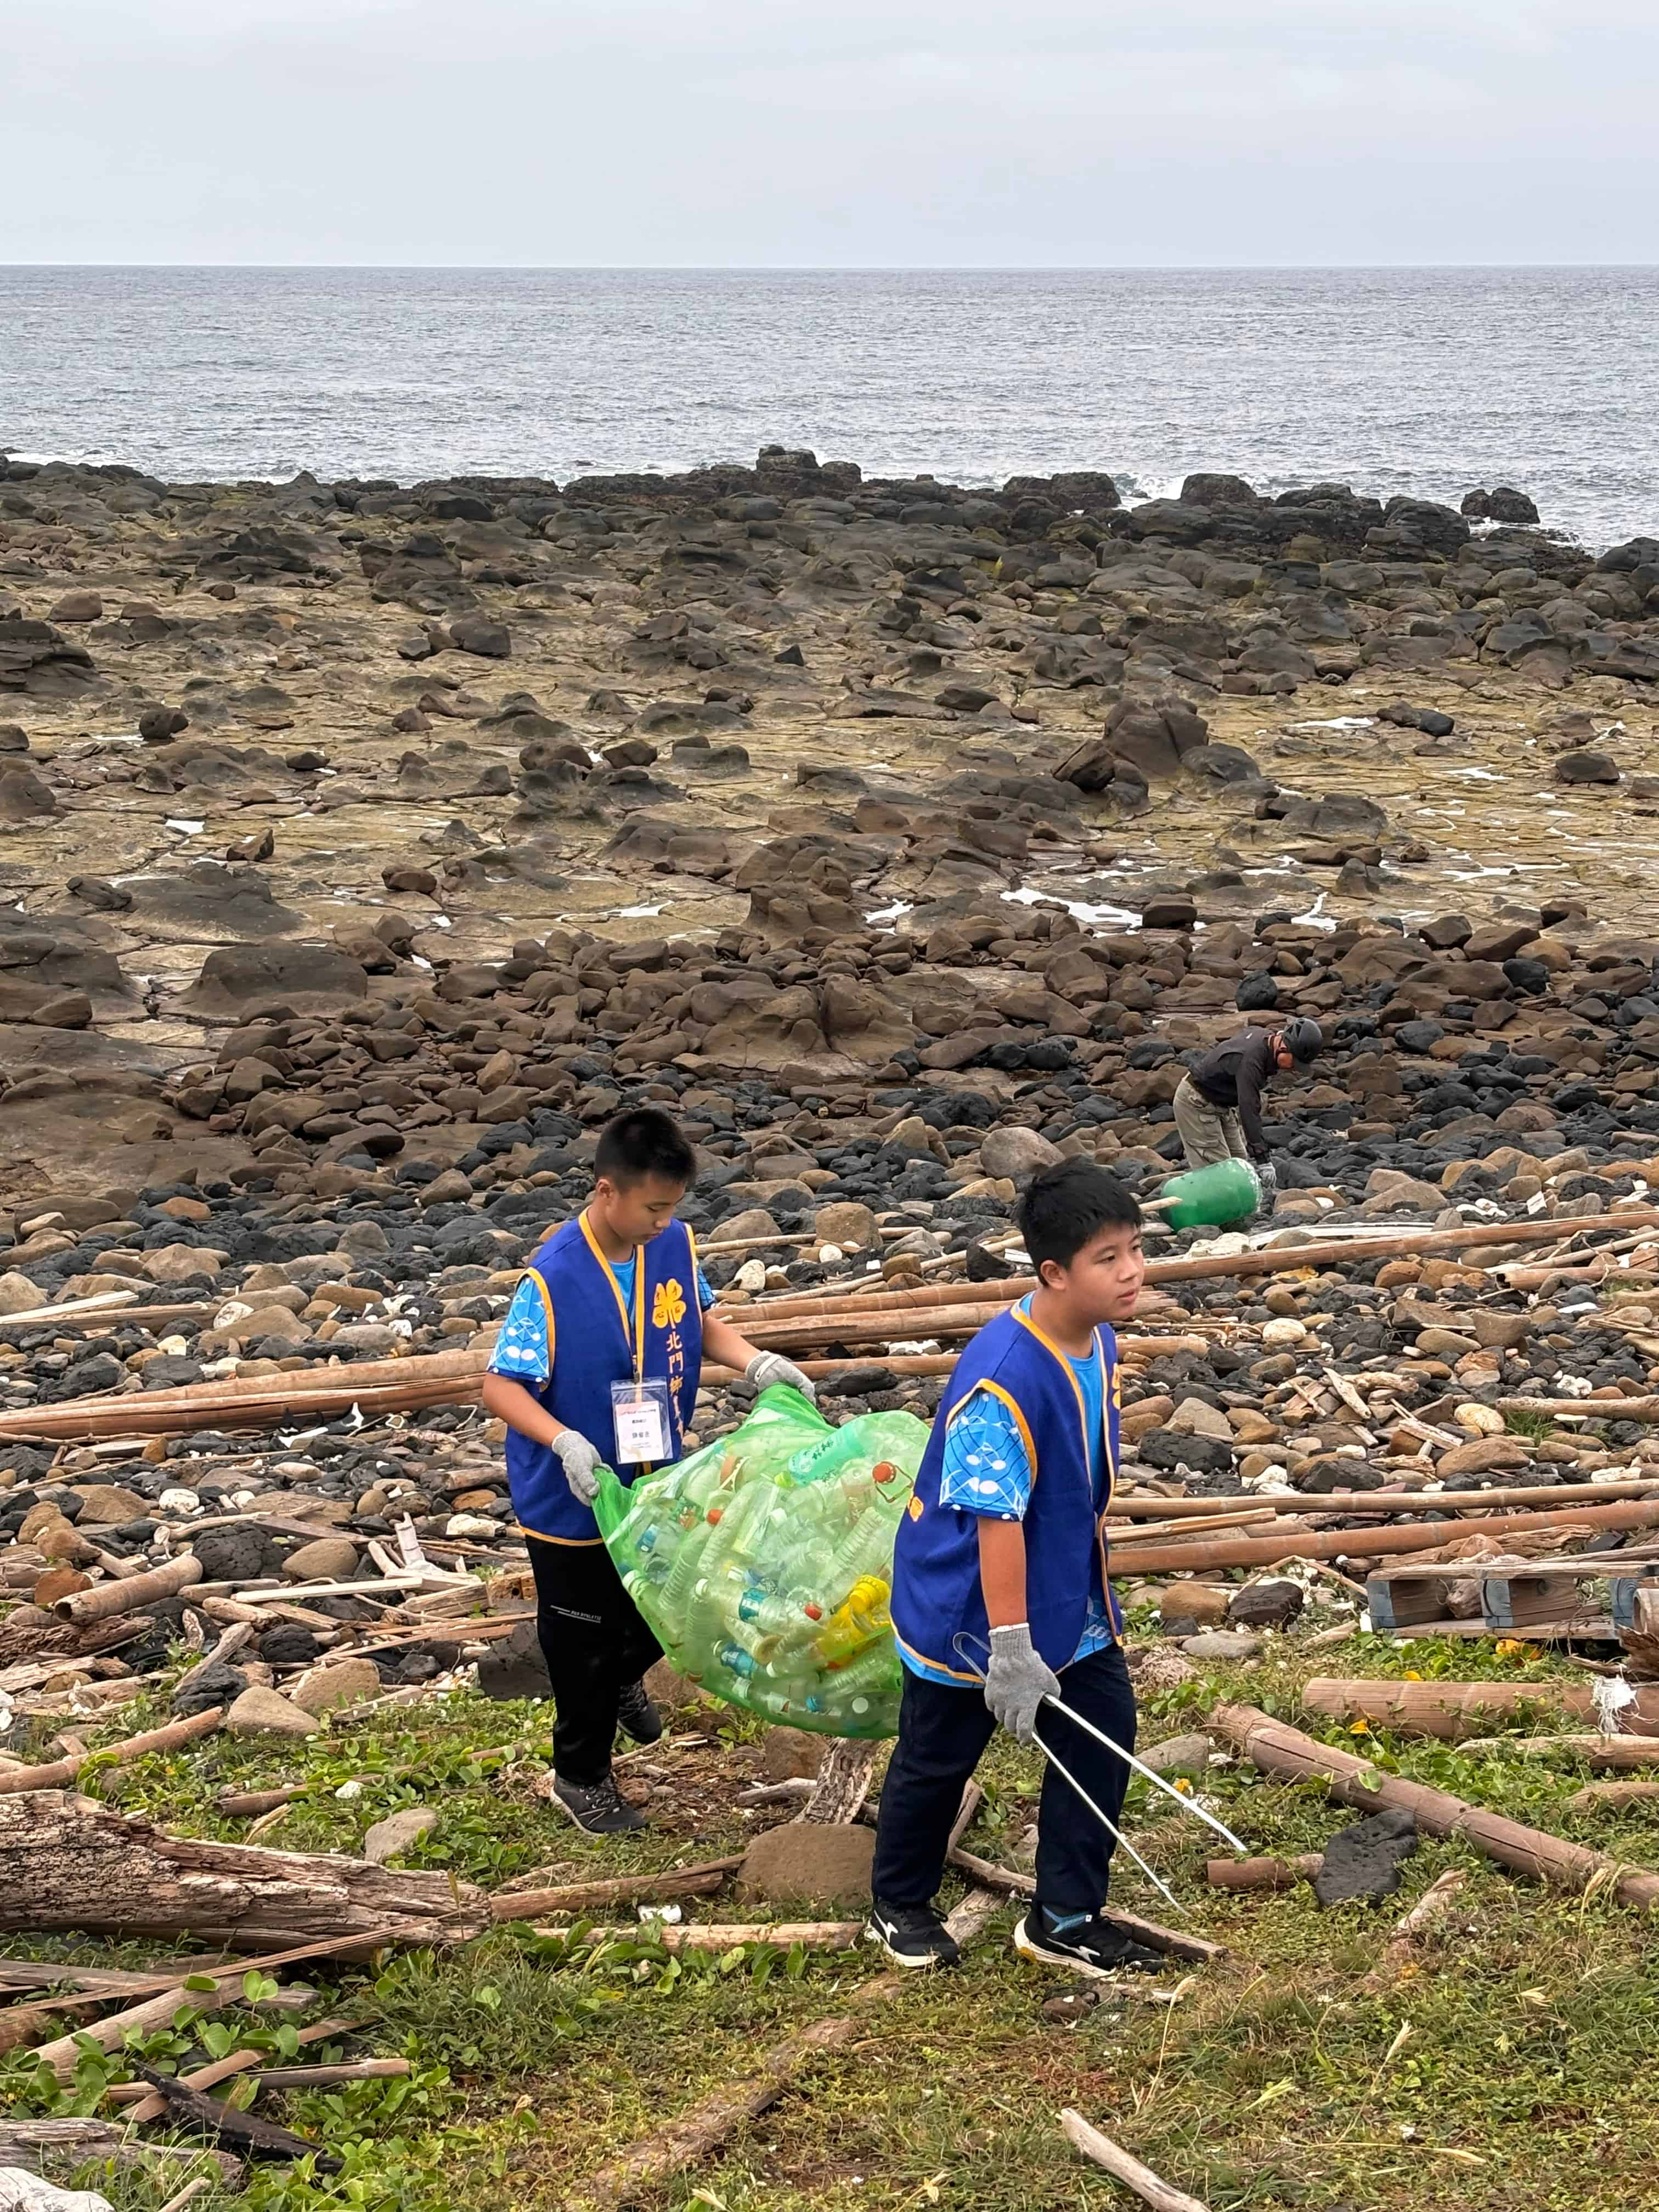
xmin=3 ymin=265 xmax=1657 ymax=549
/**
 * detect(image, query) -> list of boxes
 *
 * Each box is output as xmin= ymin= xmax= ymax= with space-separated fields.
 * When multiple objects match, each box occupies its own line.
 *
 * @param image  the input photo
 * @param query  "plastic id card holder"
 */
xmin=611 ymin=1377 xmax=672 ymax=1465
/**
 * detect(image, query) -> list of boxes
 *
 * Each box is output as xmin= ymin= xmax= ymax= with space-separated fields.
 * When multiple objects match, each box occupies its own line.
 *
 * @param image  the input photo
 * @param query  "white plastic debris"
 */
xmin=1593 ymin=1676 xmax=1639 ymax=1736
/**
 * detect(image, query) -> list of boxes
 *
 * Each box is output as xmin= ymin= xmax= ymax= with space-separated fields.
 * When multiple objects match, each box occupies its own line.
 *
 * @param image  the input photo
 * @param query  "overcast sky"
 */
xmin=8 ymin=0 xmax=1657 ymax=266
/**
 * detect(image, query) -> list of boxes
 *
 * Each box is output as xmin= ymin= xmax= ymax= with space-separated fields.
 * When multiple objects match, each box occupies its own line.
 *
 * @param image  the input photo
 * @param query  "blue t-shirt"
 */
xmin=901 ymin=1295 xmax=1114 ymax=1686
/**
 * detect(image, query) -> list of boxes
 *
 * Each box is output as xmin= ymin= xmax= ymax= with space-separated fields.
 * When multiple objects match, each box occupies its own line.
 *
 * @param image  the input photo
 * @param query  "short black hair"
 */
xmin=1019 ymin=1159 xmax=1142 ymax=1273
xmin=594 ymin=1107 xmax=697 ymax=1189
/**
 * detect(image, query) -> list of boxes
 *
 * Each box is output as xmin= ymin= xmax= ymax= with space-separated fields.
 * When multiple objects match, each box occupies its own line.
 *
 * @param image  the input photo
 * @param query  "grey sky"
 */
xmin=9 ymin=0 xmax=1656 ymax=266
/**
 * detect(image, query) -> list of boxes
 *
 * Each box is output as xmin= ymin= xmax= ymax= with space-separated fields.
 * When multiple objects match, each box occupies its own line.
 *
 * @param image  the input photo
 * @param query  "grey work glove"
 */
xmin=745 ymin=1351 xmax=818 ymax=1404
xmin=1254 ymin=1159 xmax=1278 ymax=1204
xmin=551 ymin=1427 xmax=601 ymax=1505
xmin=983 ymin=1623 xmax=1063 ymax=1745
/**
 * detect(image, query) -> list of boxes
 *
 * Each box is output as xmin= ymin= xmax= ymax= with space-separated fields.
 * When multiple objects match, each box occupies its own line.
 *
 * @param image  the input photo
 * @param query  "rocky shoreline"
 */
xmin=2 ymin=443 xmax=1659 ymax=1705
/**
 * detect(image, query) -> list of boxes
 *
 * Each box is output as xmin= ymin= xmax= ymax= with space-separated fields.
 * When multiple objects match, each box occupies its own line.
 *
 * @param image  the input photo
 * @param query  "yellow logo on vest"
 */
xmin=652 ymin=1278 xmax=687 ymax=1329
xmin=907 ymin=1494 xmax=924 ymax=1520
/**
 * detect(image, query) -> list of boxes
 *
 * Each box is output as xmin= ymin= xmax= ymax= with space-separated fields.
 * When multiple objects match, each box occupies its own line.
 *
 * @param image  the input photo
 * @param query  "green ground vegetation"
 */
xmin=4 ymin=1625 xmax=1657 ymax=2212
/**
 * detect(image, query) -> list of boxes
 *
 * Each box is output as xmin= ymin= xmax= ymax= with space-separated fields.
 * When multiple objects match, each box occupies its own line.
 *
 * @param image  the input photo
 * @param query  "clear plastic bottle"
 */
xmin=821 ymin=1508 xmax=900 ymax=1609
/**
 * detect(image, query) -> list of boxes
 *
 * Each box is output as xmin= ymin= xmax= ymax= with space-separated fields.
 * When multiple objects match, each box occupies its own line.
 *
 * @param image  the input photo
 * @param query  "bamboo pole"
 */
xmin=1462 ymin=1736 xmax=1659 ymax=1768
xmin=489 ymin=1856 xmax=744 ymax=1922
xmin=1108 ymin=1497 xmax=1659 ymax=1577
xmin=1109 ymin=1480 xmax=1659 ymax=1519
xmin=1211 ymin=1703 xmax=1659 ymax=1909
xmin=1205 ymin=1854 xmax=1323 ymax=1892
xmin=1299 ymin=1677 xmax=1659 ymax=1740
xmin=52 ymin=1551 xmax=204 ymax=1623
xmin=533 ymin=1921 xmax=865 ymax=1953
xmin=0 ymin=1702 xmax=223 ymax=1796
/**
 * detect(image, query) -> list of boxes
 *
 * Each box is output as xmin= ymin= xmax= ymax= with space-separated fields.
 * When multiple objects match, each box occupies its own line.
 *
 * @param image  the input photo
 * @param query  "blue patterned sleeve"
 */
xmin=937 ymin=1389 xmax=1034 ymax=1521
xmin=487 ymin=1275 xmax=551 ymax=1382
xmin=697 ymin=1267 xmax=716 ymax=1311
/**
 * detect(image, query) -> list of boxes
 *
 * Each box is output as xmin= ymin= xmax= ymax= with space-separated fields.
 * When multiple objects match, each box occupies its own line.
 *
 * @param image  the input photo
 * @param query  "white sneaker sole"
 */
xmin=1012 ymin=1913 xmax=1133 ymax=1983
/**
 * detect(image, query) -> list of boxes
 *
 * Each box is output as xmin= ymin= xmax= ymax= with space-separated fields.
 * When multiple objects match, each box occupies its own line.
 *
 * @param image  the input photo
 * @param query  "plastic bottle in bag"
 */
xmin=812 ymin=1572 xmax=891 ymax=1667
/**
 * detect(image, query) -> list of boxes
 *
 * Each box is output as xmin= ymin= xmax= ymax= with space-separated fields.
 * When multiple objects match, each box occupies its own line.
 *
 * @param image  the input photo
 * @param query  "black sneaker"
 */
xmin=864 ymin=1899 xmax=961 ymax=1970
xmin=1013 ymin=1911 xmax=1164 ymax=1980
xmin=616 ymin=1679 xmax=663 ymax=1745
xmin=551 ymin=1773 xmax=647 ymax=1835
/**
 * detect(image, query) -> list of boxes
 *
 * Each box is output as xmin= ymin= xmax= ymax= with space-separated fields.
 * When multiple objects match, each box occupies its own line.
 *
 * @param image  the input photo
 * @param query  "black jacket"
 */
xmin=1189 ymin=1028 xmax=1276 ymax=1158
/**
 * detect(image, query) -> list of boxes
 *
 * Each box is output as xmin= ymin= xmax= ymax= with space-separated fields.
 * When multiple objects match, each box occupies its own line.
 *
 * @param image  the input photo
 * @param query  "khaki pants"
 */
xmin=1172 ymin=1074 xmax=1250 ymax=1169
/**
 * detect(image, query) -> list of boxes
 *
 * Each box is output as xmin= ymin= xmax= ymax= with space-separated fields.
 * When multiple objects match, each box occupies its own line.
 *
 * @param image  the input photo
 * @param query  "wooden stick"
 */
xmin=1501 ymin=1393 xmax=1659 ymax=1423
xmin=946 ymin=1846 xmax=1226 ymax=1963
xmin=1567 ymin=1780 xmax=1659 ymax=1812
xmin=30 ymin=1978 xmax=315 ymax=2084
xmin=53 ymin=1552 xmax=202 ymax=1623
xmin=0 ymin=2119 xmax=239 ymax=2185
xmin=1211 ymin=1703 xmax=1659 ymax=1910
xmin=250 ymin=2057 xmax=411 ymax=2090
xmin=1205 ymin=1853 xmax=1323 ymax=1892
xmin=1359 ymin=1868 xmax=1469 ymax=1994
xmin=489 ymin=1857 xmax=744 ymax=1922
xmin=534 ymin=1921 xmax=864 ymax=1953
xmin=1060 ymin=2108 xmax=1211 ymax=2212
xmin=0 ymin=1703 xmax=224 ymax=1796
xmin=156 ymin=2181 xmax=215 ymax=2212
xmin=1110 ymin=1497 xmax=1659 ymax=1577
xmin=116 ymin=2015 xmax=354 ymax=2123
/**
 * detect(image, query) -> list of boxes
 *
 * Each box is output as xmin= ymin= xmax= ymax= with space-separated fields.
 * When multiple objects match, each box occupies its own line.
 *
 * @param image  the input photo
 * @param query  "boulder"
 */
xmin=280 ymin=1534 xmax=361 ymax=1583
xmin=1100 ymin=697 xmax=1211 ymax=781
xmin=226 ymin=1685 xmax=320 ymax=1738
xmin=0 ymin=616 xmax=97 ymax=696
xmin=811 ymin=1201 xmax=881 ymax=1251
xmin=0 ymin=769 xmax=58 ymax=820
xmin=1554 ymin=751 xmax=1620 ymax=786
xmin=183 ymin=940 xmax=370 ymax=1016
xmin=291 ymin=1656 xmax=382 ymax=1712
xmin=363 ymin=1806 xmax=440 ymax=1863
xmin=736 ymin=1821 xmax=874 ymax=1912
xmin=1227 ymin=1579 xmax=1305 ymax=1630
xmin=1312 ymin=1808 xmax=1417 ymax=1907
xmin=1138 ymin=1731 xmax=1214 ymax=1779
xmin=978 ymin=1127 xmax=1063 ymax=1185
xmin=450 ymin=613 xmax=511 ymax=657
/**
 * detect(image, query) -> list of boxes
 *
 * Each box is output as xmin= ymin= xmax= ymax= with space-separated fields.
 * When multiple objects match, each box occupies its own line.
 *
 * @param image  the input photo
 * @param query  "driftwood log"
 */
xmin=0 ymin=1792 xmax=492 ymax=1946
xmin=1212 ymin=1704 xmax=1659 ymax=1909
xmin=0 ymin=2119 xmax=240 ymax=2186
xmin=1300 ymin=1677 xmax=1659 ymax=1740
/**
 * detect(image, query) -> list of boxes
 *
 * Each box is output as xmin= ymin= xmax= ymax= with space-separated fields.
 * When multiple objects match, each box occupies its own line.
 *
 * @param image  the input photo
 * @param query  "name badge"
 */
xmin=611 ymin=1378 xmax=672 ymax=1465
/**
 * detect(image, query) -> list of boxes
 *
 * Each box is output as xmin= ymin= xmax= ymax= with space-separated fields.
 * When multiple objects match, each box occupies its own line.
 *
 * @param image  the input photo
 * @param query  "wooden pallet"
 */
xmin=1367 ymin=1551 xmax=1659 ymax=1636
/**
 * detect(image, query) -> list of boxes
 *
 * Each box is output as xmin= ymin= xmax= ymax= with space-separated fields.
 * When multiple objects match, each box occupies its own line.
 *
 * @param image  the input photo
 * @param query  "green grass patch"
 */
xmin=7 ymin=1640 xmax=1658 ymax=2211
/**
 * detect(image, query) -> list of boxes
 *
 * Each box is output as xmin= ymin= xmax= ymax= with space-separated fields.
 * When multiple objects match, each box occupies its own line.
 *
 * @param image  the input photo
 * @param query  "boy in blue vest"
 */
xmin=869 ymin=1160 xmax=1162 ymax=1977
xmin=482 ymin=1107 xmax=814 ymax=1834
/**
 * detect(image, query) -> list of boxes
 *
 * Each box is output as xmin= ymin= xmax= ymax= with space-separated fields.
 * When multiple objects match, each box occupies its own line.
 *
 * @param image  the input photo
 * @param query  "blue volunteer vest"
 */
xmin=890 ymin=1305 xmax=1121 ymax=1681
xmin=505 ymin=1211 xmax=704 ymax=1545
